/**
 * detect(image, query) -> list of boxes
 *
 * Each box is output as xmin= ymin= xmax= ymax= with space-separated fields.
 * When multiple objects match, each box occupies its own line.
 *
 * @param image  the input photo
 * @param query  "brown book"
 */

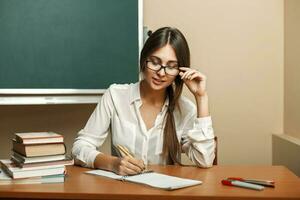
xmin=12 ymin=151 xmax=67 ymax=164
xmin=15 ymin=132 xmax=63 ymax=145
xmin=11 ymin=155 xmax=74 ymax=168
xmin=12 ymin=139 xmax=66 ymax=157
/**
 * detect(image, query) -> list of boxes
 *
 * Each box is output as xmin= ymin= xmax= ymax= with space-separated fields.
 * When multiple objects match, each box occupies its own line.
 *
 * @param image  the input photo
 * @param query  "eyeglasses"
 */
xmin=146 ymin=58 xmax=179 ymax=76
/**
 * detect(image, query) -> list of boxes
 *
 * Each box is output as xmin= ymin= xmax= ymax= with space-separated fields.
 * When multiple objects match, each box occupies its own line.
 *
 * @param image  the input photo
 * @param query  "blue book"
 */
xmin=0 ymin=169 xmax=65 ymax=185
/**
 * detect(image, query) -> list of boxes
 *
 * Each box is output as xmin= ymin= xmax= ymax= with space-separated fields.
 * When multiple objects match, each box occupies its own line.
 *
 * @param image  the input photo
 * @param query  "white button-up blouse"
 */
xmin=72 ymin=82 xmax=215 ymax=168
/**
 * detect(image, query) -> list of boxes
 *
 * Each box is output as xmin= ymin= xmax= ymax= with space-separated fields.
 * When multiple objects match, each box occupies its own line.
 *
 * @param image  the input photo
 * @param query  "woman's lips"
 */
xmin=152 ymin=77 xmax=165 ymax=85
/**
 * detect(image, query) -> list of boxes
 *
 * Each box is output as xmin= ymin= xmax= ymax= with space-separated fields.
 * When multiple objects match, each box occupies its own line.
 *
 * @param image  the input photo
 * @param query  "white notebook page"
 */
xmin=86 ymin=169 xmax=202 ymax=190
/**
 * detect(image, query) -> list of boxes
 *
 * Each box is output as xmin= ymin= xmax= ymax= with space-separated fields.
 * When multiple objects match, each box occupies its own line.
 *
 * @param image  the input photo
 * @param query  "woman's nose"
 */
xmin=157 ymin=67 xmax=166 ymax=76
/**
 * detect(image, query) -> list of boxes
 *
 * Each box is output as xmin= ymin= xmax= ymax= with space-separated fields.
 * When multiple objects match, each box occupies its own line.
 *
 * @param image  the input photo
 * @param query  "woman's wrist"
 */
xmin=194 ymin=92 xmax=210 ymax=118
xmin=111 ymin=157 xmax=121 ymax=173
xmin=194 ymin=91 xmax=208 ymax=100
xmin=94 ymin=153 xmax=120 ymax=172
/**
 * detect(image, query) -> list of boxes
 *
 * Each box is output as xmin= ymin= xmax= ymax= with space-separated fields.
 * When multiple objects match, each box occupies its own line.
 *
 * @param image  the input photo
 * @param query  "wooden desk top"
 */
xmin=0 ymin=165 xmax=299 ymax=200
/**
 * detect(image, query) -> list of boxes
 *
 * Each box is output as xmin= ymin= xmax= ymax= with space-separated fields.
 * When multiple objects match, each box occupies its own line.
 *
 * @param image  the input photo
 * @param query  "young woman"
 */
xmin=72 ymin=27 xmax=215 ymax=175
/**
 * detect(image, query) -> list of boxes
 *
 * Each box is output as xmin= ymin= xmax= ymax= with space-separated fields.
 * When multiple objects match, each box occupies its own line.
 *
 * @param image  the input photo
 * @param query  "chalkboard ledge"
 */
xmin=0 ymin=95 xmax=102 ymax=105
xmin=0 ymin=89 xmax=106 ymax=94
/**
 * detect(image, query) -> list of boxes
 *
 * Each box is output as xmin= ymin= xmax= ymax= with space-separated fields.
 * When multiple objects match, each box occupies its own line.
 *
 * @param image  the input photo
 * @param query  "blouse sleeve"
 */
xmin=71 ymin=88 xmax=113 ymax=168
xmin=181 ymin=110 xmax=216 ymax=168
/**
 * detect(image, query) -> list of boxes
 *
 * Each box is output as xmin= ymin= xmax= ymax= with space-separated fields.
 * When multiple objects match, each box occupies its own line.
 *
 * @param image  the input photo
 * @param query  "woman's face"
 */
xmin=143 ymin=44 xmax=179 ymax=91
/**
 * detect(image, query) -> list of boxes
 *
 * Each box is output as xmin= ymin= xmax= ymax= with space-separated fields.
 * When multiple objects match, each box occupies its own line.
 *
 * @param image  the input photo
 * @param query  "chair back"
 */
xmin=213 ymin=137 xmax=218 ymax=165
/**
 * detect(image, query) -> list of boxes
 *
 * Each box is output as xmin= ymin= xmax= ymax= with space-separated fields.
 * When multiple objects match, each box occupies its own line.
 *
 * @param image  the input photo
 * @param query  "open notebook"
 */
xmin=86 ymin=169 xmax=202 ymax=190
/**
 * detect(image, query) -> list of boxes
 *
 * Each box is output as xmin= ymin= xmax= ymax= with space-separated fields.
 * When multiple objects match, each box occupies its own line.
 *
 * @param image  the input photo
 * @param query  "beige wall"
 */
xmin=273 ymin=0 xmax=300 ymax=176
xmin=0 ymin=105 xmax=97 ymax=157
xmin=0 ymin=103 xmax=112 ymax=158
xmin=144 ymin=0 xmax=284 ymax=164
xmin=284 ymin=0 xmax=300 ymax=139
xmin=0 ymin=1 xmax=285 ymax=166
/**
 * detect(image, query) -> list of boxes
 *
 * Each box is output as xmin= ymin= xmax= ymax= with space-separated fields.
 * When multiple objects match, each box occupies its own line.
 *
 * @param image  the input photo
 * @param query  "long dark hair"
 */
xmin=140 ymin=27 xmax=190 ymax=164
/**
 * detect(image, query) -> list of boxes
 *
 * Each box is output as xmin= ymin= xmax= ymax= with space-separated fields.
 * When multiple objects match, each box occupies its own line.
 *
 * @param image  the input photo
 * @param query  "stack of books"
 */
xmin=0 ymin=132 xmax=73 ymax=185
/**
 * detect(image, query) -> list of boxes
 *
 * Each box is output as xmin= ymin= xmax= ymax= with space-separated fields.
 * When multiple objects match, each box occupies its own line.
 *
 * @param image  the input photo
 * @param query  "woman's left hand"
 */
xmin=179 ymin=67 xmax=207 ymax=97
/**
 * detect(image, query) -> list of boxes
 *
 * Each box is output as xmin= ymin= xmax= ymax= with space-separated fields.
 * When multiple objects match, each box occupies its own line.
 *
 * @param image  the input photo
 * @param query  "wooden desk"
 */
xmin=0 ymin=165 xmax=299 ymax=200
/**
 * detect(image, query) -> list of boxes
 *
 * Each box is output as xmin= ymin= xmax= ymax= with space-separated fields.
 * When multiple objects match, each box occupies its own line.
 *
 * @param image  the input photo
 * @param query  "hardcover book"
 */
xmin=15 ymin=132 xmax=63 ymax=144
xmin=12 ymin=152 xmax=67 ymax=164
xmin=0 ymin=159 xmax=66 ymax=179
xmin=0 ymin=169 xmax=65 ymax=185
xmin=12 ymin=139 xmax=66 ymax=157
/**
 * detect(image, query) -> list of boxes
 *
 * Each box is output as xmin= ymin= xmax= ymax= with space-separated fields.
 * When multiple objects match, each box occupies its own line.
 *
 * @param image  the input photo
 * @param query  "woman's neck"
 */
xmin=140 ymin=80 xmax=166 ymax=107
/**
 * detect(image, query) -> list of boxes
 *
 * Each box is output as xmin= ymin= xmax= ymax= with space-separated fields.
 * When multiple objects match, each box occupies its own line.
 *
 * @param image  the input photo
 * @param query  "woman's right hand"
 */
xmin=112 ymin=156 xmax=145 ymax=175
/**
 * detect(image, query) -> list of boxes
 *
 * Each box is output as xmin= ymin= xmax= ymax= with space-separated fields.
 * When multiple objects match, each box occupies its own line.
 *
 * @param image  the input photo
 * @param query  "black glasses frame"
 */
xmin=145 ymin=61 xmax=179 ymax=76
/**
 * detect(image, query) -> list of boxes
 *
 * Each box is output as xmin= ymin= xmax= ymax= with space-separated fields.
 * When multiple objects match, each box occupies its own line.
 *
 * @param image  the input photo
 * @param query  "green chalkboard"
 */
xmin=0 ymin=0 xmax=139 ymax=89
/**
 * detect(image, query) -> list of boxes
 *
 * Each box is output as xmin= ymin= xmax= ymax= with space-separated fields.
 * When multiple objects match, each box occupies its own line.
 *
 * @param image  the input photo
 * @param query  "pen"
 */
xmin=116 ymin=145 xmax=134 ymax=158
xmin=227 ymin=177 xmax=275 ymax=187
xmin=116 ymin=145 xmax=148 ymax=172
xmin=222 ymin=179 xmax=265 ymax=191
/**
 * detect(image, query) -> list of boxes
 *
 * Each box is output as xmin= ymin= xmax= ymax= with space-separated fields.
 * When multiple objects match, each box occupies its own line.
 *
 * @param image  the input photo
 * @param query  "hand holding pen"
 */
xmin=113 ymin=145 xmax=145 ymax=176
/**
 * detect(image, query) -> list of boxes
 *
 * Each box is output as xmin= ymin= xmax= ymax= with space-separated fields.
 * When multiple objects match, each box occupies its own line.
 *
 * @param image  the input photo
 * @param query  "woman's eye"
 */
xmin=168 ymin=64 xmax=178 ymax=69
xmin=152 ymin=61 xmax=160 ymax=66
